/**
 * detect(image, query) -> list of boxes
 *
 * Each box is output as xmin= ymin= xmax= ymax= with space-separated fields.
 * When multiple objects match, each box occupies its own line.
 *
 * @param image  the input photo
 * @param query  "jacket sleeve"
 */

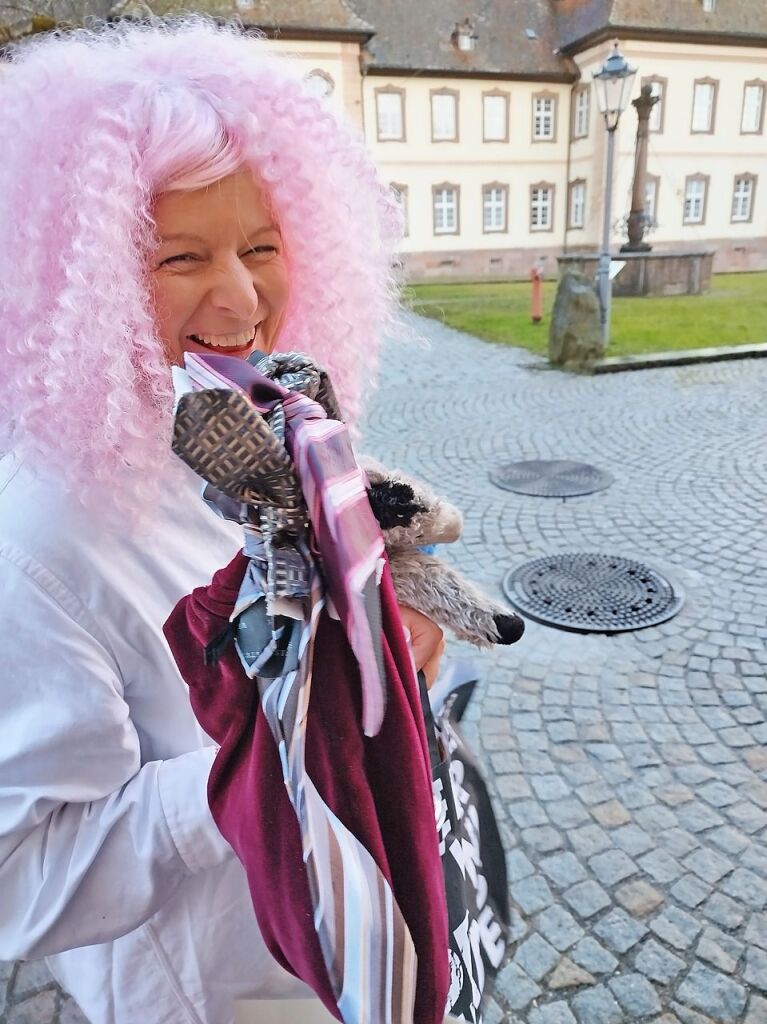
xmin=0 ymin=547 xmax=232 ymax=959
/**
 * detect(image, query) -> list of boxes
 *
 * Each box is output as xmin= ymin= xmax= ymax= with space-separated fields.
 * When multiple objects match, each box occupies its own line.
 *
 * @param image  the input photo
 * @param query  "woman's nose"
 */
xmin=208 ymin=258 xmax=259 ymax=321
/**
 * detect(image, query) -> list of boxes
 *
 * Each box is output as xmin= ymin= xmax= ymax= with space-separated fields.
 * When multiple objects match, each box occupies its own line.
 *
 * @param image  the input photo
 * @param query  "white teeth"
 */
xmin=192 ymin=328 xmax=257 ymax=348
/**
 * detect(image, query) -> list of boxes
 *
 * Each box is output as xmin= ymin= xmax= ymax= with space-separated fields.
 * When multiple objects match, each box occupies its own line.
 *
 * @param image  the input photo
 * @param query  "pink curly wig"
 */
xmin=0 ymin=17 xmax=402 ymax=507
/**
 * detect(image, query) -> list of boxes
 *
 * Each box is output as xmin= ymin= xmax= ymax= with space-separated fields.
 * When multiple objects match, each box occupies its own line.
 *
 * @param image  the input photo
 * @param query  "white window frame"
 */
xmin=684 ymin=175 xmax=708 ymax=224
xmin=691 ymin=80 xmax=717 ymax=133
xmin=390 ymin=183 xmax=409 ymax=236
xmin=568 ymin=180 xmax=586 ymax=229
xmin=573 ymin=86 xmax=590 ymax=139
xmin=532 ymin=94 xmax=557 ymax=141
xmin=645 ymin=175 xmax=660 ymax=226
xmin=732 ymin=175 xmax=756 ymax=223
xmin=530 ymin=183 xmax=554 ymax=231
xmin=304 ymin=68 xmax=335 ymax=99
xmin=482 ymin=92 xmax=509 ymax=142
xmin=433 ymin=184 xmax=459 ymax=235
xmin=741 ymin=83 xmax=765 ymax=135
xmin=375 ymin=89 xmax=405 ymax=141
xmin=431 ymin=91 xmax=458 ymax=142
xmin=482 ymin=184 xmax=507 ymax=233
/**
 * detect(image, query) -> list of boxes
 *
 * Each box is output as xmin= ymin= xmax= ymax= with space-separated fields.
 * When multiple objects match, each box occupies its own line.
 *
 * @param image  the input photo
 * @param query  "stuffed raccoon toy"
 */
xmin=362 ymin=456 xmax=524 ymax=648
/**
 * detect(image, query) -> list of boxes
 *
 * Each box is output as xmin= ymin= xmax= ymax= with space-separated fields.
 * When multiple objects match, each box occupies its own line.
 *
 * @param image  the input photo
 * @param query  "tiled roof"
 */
xmin=235 ymin=0 xmax=372 ymax=35
xmin=0 ymin=0 xmax=372 ymax=38
xmin=111 ymin=0 xmax=372 ymax=34
xmin=346 ymin=0 xmax=578 ymax=80
xmin=5 ymin=0 xmax=766 ymax=58
xmin=554 ymin=0 xmax=767 ymax=50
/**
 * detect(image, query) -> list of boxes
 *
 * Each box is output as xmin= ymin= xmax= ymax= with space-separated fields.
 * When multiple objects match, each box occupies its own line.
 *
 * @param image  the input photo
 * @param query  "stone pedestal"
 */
xmin=557 ymin=250 xmax=715 ymax=297
xmin=549 ymin=271 xmax=603 ymax=367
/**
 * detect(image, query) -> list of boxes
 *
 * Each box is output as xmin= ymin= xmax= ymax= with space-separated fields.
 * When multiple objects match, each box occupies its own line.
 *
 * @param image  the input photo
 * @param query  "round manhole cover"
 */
xmin=502 ymin=553 xmax=684 ymax=634
xmin=490 ymin=460 xmax=613 ymax=498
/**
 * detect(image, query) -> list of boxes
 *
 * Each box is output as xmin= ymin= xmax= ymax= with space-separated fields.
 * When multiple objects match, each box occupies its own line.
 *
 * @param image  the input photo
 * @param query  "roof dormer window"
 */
xmin=452 ymin=18 xmax=477 ymax=53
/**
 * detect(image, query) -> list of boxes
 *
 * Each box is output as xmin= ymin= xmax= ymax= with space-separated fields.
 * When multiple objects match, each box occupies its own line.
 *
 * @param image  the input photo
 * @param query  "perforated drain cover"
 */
xmin=502 ymin=553 xmax=683 ymax=634
xmin=491 ymin=460 xmax=613 ymax=498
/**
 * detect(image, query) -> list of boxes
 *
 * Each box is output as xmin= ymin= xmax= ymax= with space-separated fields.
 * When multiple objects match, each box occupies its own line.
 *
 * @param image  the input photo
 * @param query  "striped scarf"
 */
xmin=171 ymin=351 xmax=421 ymax=1023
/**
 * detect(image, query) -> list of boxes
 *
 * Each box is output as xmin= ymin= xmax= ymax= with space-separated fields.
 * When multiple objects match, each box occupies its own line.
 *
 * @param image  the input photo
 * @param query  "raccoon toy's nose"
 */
xmin=493 ymin=612 xmax=525 ymax=645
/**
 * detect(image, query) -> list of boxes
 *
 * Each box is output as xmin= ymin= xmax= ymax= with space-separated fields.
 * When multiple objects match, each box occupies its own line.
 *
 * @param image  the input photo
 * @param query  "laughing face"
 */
xmin=150 ymin=168 xmax=289 ymax=365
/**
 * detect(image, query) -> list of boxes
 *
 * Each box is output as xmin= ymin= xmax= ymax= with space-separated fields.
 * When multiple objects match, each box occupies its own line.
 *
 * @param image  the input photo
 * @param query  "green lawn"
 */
xmin=408 ymin=272 xmax=767 ymax=358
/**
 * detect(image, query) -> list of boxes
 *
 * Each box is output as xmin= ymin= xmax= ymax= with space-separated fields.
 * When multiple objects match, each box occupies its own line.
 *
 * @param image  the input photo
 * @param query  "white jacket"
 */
xmin=0 ymin=454 xmax=311 ymax=1023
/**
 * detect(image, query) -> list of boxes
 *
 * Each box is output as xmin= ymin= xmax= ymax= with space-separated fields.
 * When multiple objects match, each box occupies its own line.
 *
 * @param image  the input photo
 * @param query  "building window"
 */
xmin=433 ymin=184 xmax=460 ymax=235
xmin=568 ymin=180 xmax=586 ymax=229
xmin=741 ymin=82 xmax=765 ymax=134
xmin=304 ymin=68 xmax=335 ymax=99
xmin=572 ymin=86 xmax=590 ymax=139
xmin=532 ymin=93 xmax=557 ymax=141
xmin=732 ymin=174 xmax=756 ymax=223
xmin=645 ymin=174 xmax=660 ymax=226
xmin=431 ymin=90 xmax=459 ymax=142
xmin=642 ymin=76 xmax=666 ymax=133
xmin=390 ymin=183 xmax=409 ymax=236
xmin=530 ymin=183 xmax=554 ymax=231
xmin=683 ymin=175 xmax=709 ymax=224
xmin=483 ymin=91 xmax=509 ymax=142
xmin=375 ymin=88 xmax=405 ymax=141
xmin=691 ymin=79 xmax=717 ymax=133
xmin=482 ymin=183 xmax=508 ymax=233
xmin=452 ymin=18 xmax=477 ymax=52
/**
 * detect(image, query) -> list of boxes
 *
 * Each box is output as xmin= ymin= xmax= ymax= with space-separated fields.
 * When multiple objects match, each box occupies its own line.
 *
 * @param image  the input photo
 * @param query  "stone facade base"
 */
xmin=400 ymin=236 xmax=767 ymax=283
xmin=708 ymin=236 xmax=767 ymax=273
xmin=557 ymin=251 xmax=715 ymax=297
xmin=399 ymin=245 xmax=562 ymax=283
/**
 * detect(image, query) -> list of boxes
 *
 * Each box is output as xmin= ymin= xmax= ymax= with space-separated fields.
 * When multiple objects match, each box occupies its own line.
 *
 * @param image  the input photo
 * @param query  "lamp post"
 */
xmin=593 ymin=41 xmax=637 ymax=344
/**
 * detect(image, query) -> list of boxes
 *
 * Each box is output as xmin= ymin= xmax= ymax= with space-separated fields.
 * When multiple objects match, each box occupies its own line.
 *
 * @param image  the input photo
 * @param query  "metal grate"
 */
xmin=490 ymin=460 xmax=613 ymax=498
xmin=502 ymin=553 xmax=684 ymax=634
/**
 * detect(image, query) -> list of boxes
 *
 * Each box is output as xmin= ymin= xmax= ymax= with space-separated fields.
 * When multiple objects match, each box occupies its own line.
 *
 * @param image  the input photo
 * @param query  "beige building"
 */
xmin=232 ymin=0 xmax=767 ymax=279
xmin=6 ymin=0 xmax=765 ymax=279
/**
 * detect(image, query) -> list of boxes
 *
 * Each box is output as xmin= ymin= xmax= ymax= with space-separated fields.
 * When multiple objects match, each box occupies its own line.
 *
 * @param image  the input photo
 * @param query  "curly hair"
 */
xmin=0 ymin=17 xmax=402 ymax=509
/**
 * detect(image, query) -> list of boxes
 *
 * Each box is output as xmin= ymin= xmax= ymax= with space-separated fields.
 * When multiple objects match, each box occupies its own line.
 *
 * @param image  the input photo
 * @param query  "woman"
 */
xmin=0 ymin=19 xmax=444 ymax=1024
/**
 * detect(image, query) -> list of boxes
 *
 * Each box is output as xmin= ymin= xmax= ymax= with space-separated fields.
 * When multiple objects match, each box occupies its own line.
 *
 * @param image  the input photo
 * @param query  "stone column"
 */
xmin=621 ymin=84 xmax=659 ymax=253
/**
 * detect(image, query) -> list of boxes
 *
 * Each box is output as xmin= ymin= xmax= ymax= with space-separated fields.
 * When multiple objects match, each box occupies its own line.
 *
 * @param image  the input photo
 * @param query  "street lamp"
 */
xmin=593 ymin=41 xmax=637 ymax=344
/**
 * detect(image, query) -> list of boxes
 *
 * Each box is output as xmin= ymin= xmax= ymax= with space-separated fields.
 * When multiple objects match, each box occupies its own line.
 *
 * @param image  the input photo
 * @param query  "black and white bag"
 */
xmin=420 ymin=661 xmax=511 ymax=1024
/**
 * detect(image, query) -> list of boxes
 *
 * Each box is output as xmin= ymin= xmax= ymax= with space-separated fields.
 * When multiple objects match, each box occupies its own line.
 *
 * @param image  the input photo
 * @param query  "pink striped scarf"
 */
xmin=179 ymin=351 xmax=388 ymax=737
xmin=173 ymin=351 xmax=425 ymax=1023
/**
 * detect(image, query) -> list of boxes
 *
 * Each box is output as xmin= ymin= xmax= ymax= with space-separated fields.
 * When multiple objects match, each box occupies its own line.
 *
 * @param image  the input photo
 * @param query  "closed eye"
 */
xmin=160 ymin=253 xmax=198 ymax=266
xmin=243 ymin=245 xmax=279 ymax=256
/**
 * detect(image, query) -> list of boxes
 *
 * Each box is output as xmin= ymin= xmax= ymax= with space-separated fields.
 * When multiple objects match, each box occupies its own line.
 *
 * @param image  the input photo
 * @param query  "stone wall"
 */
xmin=401 ymin=237 xmax=767 ymax=284
xmin=557 ymin=251 xmax=715 ymax=297
xmin=400 ymin=245 xmax=563 ymax=283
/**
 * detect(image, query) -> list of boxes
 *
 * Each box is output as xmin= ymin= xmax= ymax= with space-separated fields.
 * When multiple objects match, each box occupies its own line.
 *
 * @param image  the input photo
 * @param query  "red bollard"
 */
xmin=531 ymin=264 xmax=543 ymax=324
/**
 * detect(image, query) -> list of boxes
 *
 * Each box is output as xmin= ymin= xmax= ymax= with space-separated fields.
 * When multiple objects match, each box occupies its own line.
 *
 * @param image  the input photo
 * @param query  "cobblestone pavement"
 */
xmin=3 ymin=313 xmax=767 ymax=1023
xmin=362 ymin=315 xmax=767 ymax=1024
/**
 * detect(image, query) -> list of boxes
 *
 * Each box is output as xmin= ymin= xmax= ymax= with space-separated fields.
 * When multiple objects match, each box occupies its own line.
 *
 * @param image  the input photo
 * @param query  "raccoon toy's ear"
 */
xmin=493 ymin=612 xmax=526 ymax=645
xmin=366 ymin=480 xmax=426 ymax=530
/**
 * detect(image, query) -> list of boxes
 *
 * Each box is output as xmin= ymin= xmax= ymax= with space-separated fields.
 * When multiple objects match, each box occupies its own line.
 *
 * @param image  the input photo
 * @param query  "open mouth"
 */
xmin=186 ymin=327 xmax=258 ymax=353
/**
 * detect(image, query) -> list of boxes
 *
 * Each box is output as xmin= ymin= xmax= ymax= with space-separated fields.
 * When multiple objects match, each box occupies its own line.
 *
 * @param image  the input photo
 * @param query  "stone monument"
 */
xmin=622 ymin=84 xmax=657 ymax=253
xmin=549 ymin=271 xmax=603 ymax=367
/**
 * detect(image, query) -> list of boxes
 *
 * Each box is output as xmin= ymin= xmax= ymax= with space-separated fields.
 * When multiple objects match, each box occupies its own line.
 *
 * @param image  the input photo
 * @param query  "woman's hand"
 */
xmin=397 ymin=606 xmax=445 ymax=689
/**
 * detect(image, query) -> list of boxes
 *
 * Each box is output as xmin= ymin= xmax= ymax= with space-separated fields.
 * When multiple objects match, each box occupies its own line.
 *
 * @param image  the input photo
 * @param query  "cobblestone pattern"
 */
xmin=3 ymin=313 xmax=767 ymax=1023
xmin=362 ymin=315 xmax=767 ymax=1023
